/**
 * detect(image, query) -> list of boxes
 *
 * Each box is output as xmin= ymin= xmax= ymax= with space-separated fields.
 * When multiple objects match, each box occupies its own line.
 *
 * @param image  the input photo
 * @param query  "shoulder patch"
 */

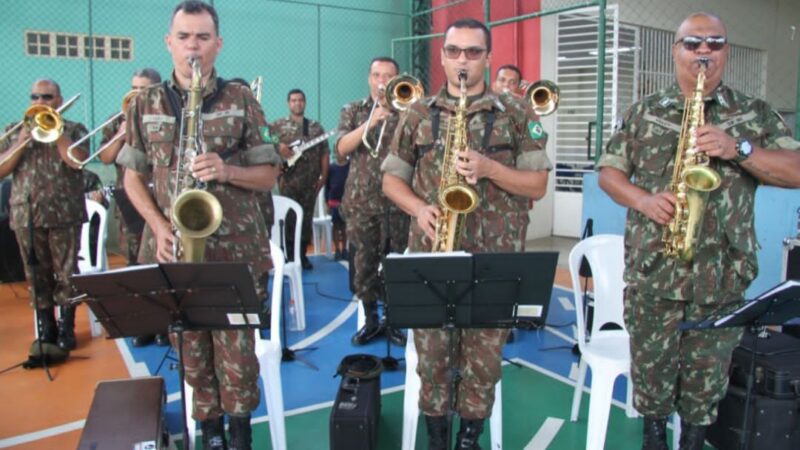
xmin=260 ymin=126 xmax=272 ymax=143
xmin=528 ymin=120 xmax=544 ymax=139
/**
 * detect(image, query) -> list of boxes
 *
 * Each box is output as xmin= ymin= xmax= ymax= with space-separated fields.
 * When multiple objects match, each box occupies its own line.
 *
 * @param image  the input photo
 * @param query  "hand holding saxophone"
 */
xmin=414 ymin=203 xmax=441 ymax=240
xmin=636 ymin=191 xmax=677 ymax=226
xmin=694 ymin=124 xmax=738 ymax=160
xmin=454 ymin=149 xmax=493 ymax=185
xmin=191 ymin=152 xmax=228 ymax=183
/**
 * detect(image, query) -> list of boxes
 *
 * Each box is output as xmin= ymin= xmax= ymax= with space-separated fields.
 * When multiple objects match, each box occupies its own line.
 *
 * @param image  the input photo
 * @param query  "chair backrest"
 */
xmin=267 ymin=240 xmax=285 ymax=346
xmin=270 ymin=195 xmax=303 ymax=264
xmin=78 ymin=198 xmax=109 ymax=274
xmin=568 ymin=234 xmax=627 ymax=349
xmin=315 ymin=187 xmax=329 ymax=219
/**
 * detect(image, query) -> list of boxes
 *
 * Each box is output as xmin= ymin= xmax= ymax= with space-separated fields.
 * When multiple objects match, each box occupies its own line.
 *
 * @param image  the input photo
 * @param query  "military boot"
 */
xmin=36 ymin=308 xmax=58 ymax=344
xmin=385 ymin=325 xmax=407 ymax=347
xmin=425 ymin=415 xmax=449 ymax=450
xmin=351 ymin=302 xmax=381 ymax=345
xmin=228 ymin=414 xmax=252 ymax=450
xmin=200 ymin=416 xmax=226 ymax=450
xmin=642 ymin=416 xmax=668 ymax=450
xmin=455 ymin=418 xmax=485 ymax=450
xmin=57 ymin=305 xmax=77 ymax=350
xmin=679 ymin=419 xmax=707 ymax=450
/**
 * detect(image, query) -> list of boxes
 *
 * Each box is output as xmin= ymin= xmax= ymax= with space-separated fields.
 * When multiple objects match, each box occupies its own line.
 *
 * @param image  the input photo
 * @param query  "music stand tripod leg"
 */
xmin=278 ymin=276 xmax=318 ymax=371
xmin=170 ymin=322 xmax=191 ymax=450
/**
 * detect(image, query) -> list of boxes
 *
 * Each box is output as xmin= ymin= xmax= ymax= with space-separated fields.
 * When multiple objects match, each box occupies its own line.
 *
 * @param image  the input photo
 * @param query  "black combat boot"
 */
xmin=37 ymin=307 xmax=58 ymax=344
xmin=228 ymin=414 xmax=252 ymax=450
xmin=455 ymin=418 xmax=485 ymax=450
xmin=425 ymin=415 xmax=449 ymax=450
xmin=300 ymin=240 xmax=313 ymax=270
xmin=200 ymin=416 xmax=226 ymax=450
xmin=642 ymin=416 xmax=668 ymax=450
xmin=56 ymin=305 xmax=76 ymax=350
xmin=351 ymin=302 xmax=381 ymax=345
xmin=679 ymin=419 xmax=707 ymax=450
xmin=385 ymin=324 xmax=407 ymax=347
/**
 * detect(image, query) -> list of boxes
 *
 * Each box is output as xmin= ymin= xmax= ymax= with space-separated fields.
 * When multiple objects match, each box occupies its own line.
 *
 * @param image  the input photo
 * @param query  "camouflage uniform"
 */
xmin=383 ymin=87 xmax=551 ymax=418
xmin=1 ymin=121 xmax=88 ymax=309
xmin=272 ymin=116 xmax=329 ymax=244
xmin=99 ymin=114 xmax=143 ymax=265
xmin=117 ymin=71 xmax=280 ymax=421
xmin=598 ymin=83 xmax=800 ymax=425
xmin=335 ymin=97 xmax=410 ymax=306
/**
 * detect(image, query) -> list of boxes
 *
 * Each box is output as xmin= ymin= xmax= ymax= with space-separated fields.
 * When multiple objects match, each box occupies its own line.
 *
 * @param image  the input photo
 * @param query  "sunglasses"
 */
xmin=30 ymin=93 xmax=55 ymax=101
xmin=443 ymin=46 xmax=486 ymax=60
xmin=674 ymin=35 xmax=727 ymax=52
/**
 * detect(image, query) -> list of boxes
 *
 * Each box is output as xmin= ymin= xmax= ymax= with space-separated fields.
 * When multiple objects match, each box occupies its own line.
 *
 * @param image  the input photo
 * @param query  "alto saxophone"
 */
xmin=431 ymin=70 xmax=479 ymax=252
xmin=662 ymin=57 xmax=721 ymax=262
xmin=171 ymin=57 xmax=223 ymax=262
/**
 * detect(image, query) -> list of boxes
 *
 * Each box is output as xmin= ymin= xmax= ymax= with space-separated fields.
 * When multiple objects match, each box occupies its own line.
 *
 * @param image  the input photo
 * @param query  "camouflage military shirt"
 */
xmin=100 ymin=113 xmax=126 ymax=188
xmin=599 ymin=83 xmax=800 ymax=302
xmin=117 ymin=71 xmax=280 ymax=274
xmin=335 ymin=96 xmax=400 ymax=218
xmin=1 ymin=120 xmax=89 ymax=230
xmin=271 ymin=116 xmax=329 ymax=191
xmin=383 ymin=86 xmax=552 ymax=253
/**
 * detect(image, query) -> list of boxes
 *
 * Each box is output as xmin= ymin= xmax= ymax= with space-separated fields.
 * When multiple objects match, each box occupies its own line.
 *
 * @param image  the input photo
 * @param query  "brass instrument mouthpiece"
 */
xmin=697 ymin=57 xmax=710 ymax=67
xmin=457 ymin=70 xmax=467 ymax=81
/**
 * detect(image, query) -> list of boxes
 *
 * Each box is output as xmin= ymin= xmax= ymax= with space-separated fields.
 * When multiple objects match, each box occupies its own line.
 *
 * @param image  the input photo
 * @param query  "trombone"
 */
xmin=0 ymin=93 xmax=81 ymax=171
xmin=67 ymin=89 xmax=139 ymax=167
xmin=361 ymin=74 xmax=424 ymax=158
xmin=523 ymin=80 xmax=559 ymax=116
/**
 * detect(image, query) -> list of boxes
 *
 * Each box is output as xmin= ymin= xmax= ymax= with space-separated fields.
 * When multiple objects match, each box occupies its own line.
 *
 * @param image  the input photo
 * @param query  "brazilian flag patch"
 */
xmin=261 ymin=126 xmax=272 ymax=143
xmin=528 ymin=120 xmax=544 ymax=139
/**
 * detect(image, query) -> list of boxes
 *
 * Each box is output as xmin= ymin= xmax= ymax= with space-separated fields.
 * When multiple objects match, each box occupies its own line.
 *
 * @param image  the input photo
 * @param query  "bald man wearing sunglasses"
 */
xmin=598 ymin=12 xmax=800 ymax=450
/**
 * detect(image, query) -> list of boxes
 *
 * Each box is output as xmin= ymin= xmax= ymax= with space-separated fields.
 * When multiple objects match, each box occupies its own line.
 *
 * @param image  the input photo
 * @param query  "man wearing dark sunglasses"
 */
xmin=0 ymin=79 xmax=90 ymax=353
xmin=599 ymin=12 xmax=800 ymax=450
xmin=383 ymin=18 xmax=551 ymax=449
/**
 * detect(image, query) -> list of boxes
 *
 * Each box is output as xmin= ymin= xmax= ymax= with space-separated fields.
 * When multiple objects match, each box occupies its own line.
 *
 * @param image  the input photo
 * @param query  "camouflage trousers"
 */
xmin=15 ymin=225 xmax=80 ymax=309
xmin=119 ymin=228 xmax=142 ymax=266
xmin=347 ymin=210 xmax=409 ymax=304
xmin=415 ymin=328 xmax=509 ymax=419
xmin=280 ymin=184 xmax=317 ymax=244
xmin=177 ymin=329 xmax=260 ymax=421
xmin=624 ymin=286 xmax=743 ymax=425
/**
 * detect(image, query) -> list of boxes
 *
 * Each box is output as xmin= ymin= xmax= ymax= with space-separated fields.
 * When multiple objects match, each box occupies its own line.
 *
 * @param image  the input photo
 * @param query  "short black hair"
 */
xmin=287 ymin=89 xmax=305 ymax=101
xmin=171 ymin=1 xmax=219 ymax=35
xmin=133 ymin=67 xmax=162 ymax=83
xmin=445 ymin=18 xmax=491 ymax=53
xmin=369 ymin=57 xmax=400 ymax=75
xmin=496 ymin=64 xmax=521 ymax=80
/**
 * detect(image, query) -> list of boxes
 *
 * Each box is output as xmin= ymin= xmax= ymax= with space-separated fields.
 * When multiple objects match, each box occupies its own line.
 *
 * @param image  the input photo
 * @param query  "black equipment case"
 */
xmin=78 ymin=377 xmax=168 ymax=450
xmin=707 ymin=331 xmax=800 ymax=449
xmin=329 ymin=355 xmax=382 ymax=450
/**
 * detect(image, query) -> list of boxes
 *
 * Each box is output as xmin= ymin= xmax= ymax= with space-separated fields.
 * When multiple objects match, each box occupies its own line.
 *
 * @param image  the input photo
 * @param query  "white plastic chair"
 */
xmin=568 ymin=234 xmax=637 ymax=450
xmin=271 ymin=195 xmax=306 ymax=331
xmin=78 ymin=198 xmax=108 ymax=337
xmin=401 ymin=329 xmax=503 ymax=450
xmin=312 ymin=188 xmax=333 ymax=259
xmin=184 ymin=241 xmax=288 ymax=450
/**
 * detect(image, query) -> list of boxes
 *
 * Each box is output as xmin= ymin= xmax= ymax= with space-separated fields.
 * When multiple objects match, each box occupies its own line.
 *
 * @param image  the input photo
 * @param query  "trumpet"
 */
xmin=67 ymin=89 xmax=140 ymax=167
xmin=0 ymin=94 xmax=81 ymax=171
xmin=361 ymin=74 xmax=424 ymax=158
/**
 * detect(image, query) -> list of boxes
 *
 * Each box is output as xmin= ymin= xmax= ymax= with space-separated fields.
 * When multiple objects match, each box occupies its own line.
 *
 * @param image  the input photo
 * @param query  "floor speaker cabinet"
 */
xmin=329 ymin=375 xmax=381 ymax=450
xmin=78 ymin=377 xmax=168 ymax=450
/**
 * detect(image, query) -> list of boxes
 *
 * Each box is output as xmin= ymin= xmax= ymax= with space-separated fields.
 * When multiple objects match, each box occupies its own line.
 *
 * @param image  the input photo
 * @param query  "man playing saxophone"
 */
xmin=599 ymin=12 xmax=800 ymax=450
xmin=382 ymin=18 xmax=551 ymax=448
xmin=117 ymin=2 xmax=280 ymax=449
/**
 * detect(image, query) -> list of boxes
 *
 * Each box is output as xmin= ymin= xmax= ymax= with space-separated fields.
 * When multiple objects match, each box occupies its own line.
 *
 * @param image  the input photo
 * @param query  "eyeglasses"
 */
xmin=443 ymin=45 xmax=486 ymax=60
xmin=674 ymin=35 xmax=727 ymax=52
xmin=30 ymin=93 xmax=55 ymax=101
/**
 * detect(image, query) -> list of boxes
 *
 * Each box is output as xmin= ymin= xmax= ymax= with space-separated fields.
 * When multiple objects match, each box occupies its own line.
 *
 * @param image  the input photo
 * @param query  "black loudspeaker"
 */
xmin=78 ymin=377 xmax=169 ymax=449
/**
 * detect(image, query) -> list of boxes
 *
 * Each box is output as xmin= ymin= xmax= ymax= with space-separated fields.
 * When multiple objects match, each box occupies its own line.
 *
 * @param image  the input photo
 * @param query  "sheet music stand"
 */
xmin=681 ymin=280 xmax=800 ymax=450
xmin=71 ymin=262 xmax=267 ymax=448
xmin=382 ymin=251 xmax=558 ymax=445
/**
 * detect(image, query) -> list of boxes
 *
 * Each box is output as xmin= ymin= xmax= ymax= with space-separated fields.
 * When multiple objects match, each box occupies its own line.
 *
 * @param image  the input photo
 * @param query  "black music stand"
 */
xmin=70 ymin=262 xmax=267 ymax=449
xmin=681 ymin=280 xmax=800 ymax=450
xmin=382 ymin=251 xmax=558 ymax=446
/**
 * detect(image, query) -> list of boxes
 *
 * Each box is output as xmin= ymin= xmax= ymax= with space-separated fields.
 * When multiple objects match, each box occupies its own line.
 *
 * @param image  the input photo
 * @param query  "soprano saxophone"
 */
xmin=662 ymin=57 xmax=721 ymax=262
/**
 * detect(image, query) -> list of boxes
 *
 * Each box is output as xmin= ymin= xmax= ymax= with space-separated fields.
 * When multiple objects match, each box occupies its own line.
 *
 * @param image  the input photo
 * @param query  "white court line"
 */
xmin=290 ymin=300 xmax=357 ymax=350
xmin=544 ymin=326 xmax=577 ymax=345
xmin=0 ymin=419 xmax=85 ymax=448
xmin=568 ymin=362 xmax=579 ymax=381
xmin=524 ymin=417 xmax=564 ymax=450
xmin=114 ymin=336 xmax=151 ymax=377
xmin=558 ymin=296 xmax=574 ymax=311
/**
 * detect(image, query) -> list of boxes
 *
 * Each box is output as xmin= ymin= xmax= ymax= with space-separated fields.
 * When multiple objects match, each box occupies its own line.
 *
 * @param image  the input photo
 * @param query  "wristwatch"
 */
xmin=734 ymin=138 xmax=753 ymax=164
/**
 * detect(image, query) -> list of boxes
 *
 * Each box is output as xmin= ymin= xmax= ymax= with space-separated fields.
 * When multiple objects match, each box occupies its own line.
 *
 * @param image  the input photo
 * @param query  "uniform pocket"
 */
xmin=147 ymin=122 xmax=176 ymax=167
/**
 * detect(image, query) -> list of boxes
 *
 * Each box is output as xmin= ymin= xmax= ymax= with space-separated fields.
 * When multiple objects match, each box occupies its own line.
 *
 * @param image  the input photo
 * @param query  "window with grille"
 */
xmin=25 ymin=31 xmax=133 ymax=61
